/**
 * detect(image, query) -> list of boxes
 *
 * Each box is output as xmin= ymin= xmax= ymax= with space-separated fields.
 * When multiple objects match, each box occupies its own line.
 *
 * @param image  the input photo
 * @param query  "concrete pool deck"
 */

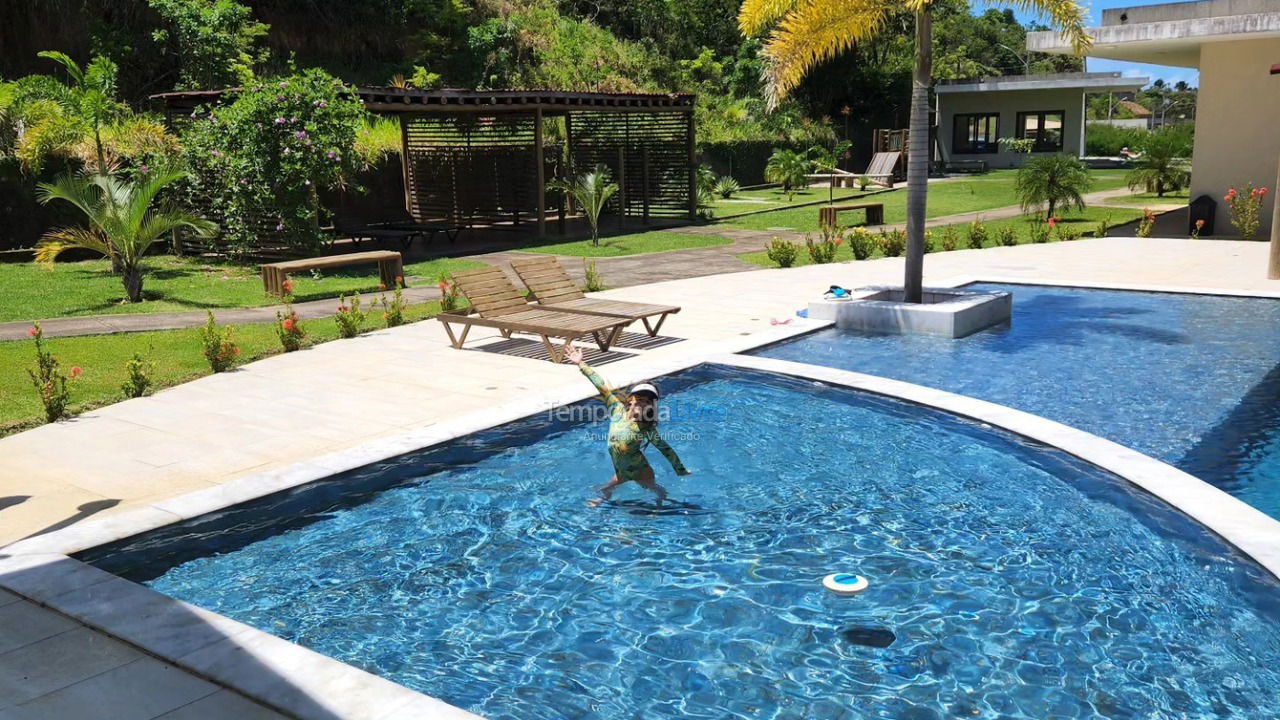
xmin=3 ymin=236 xmax=1280 ymax=718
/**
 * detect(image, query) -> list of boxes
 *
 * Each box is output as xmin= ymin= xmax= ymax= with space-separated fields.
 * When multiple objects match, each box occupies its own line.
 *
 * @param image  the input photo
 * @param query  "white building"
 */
xmin=1030 ymin=0 xmax=1280 ymax=237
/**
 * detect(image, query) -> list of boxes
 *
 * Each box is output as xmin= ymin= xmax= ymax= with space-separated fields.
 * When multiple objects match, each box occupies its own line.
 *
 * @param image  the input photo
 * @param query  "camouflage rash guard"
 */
xmin=580 ymin=363 xmax=687 ymax=481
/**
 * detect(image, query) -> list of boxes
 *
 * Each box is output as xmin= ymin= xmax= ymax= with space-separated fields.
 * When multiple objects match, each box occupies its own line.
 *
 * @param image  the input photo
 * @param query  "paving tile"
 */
xmin=0 ymin=601 xmax=78 ymax=655
xmin=0 ymin=625 xmax=140 ymax=705
xmin=5 ymin=657 xmax=217 ymax=720
xmin=153 ymin=690 xmax=286 ymax=720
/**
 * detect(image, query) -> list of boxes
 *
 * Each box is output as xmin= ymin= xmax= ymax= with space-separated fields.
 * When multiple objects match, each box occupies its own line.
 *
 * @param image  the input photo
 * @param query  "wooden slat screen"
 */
xmin=568 ymin=111 xmax=692 ymax=220
xmin=403 ymin=115 xmax=545 ymax=226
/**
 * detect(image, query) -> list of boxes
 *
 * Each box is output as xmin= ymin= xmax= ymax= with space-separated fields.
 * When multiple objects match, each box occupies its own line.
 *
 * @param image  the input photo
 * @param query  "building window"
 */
xmin=1016 ymin=111 xmax=1065 ymax=152
xmin=953 ymin=113 xmax=1000 ymax=154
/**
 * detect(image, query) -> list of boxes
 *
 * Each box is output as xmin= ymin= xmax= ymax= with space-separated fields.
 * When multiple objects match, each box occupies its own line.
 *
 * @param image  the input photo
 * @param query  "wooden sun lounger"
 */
xmin=438 ymin=266 xmax=631 ymax=363
xmin=508 ymin=256 xmax=681 ymax=337
xmin=863 ymin=151 xmax=901 ymax=188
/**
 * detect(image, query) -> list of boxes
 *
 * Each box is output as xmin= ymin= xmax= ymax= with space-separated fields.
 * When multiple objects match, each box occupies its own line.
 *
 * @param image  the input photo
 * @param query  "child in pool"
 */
xmin=564 ymin=344 xmax=691 ymax=507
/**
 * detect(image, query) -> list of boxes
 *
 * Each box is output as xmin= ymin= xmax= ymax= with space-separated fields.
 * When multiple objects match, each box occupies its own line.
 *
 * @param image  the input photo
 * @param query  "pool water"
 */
xmin=84 ymin=368 xmax=1280 ymax=719
xmin=760 ymin=283 xmax=1280 ymax=518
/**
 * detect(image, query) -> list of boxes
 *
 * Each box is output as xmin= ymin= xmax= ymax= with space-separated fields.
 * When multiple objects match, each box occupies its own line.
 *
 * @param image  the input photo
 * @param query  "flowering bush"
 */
xmin=966 ymin=220 xmax=988 ymax=249
xmin=847 ymin=227 xmax=876 ymax=260
xmin=334 ymin=295 xmax=368 ymax=338
xmin=878 ymin=228 xmax=906 ymax=257
xmin=276 ymin=308 xmax=305 ymax=351
xmin=998 ymin=226 xmax=1020 ymax=246
xmin=437 ymin=275 xmax=460 ymax=311
xmin=938 ymin=226 xmax=959 ymax=252
xmin=379 ymin=278 xmax=407 ymax=327
xmin=921 ymin=229 xmax=935 ymax=254
xmin=27 ymin=323 xmax=78 ymax=423
xmin=1191 ymin=218 xmax=1206 ymax=240
xmin=1137 ymin=208 xmax=1156 ymax=238
xmin=121 ymin=353 xmax=153 ymax=398
xmin=1225 ymin=185 xmax=1267 ymax=242
xmin=199 ymin=311 xmax=240 ymax=372
xmin=766 ymin=237 xmax=800 ymax=267
xmin=805 ymin=228 xmax=841 ymax=264
xmin=1055 ymin=224 xmax=1082 ymax=242
xmin=180 ymin=68 xmax=367 ymax=255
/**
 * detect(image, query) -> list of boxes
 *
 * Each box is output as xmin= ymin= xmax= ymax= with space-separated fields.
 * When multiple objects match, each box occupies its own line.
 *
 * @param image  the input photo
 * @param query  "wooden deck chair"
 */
xmin=508 ymin=256 xmax=681 ymax=337
xmin=438 ymin=266 xmax=631 ymax=363
xmin=863 ymin=152 xmax=901 ymax=187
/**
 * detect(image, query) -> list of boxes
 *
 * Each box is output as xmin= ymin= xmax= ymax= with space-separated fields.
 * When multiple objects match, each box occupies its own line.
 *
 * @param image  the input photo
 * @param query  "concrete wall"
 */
xmin=1089 ymin=118 xmax=1151 ymax=130
xmin=1191 ymin=36 xmax=1280 ymax=237
xmin=937 ymin=88 xmax=1085 ymax=168
xmin=1103 ymin=0 xmax=1277 ymax=25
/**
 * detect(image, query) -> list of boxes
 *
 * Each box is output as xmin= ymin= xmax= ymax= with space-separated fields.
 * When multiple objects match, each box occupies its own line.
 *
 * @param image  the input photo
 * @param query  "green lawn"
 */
xmin=718 ymin=170 xmax=1130 ymax=233
xmin=739 ymin=205 xmax=1144 ymax=268
xmin=705 ymin=185 xmax=875 ymax=216
xmin=1103 ymin=189 xmax=1190 ymax=205
xmin=515 ymin=231 xmax=733 ymax=257
xmin=0 ymin=255 xmax=484 ymax=323
xmin=1 ymin=300 xmax=445 ymax=435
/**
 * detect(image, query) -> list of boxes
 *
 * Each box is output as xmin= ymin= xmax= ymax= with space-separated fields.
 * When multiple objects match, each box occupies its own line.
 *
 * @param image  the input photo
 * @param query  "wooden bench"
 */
xmin=261 ymin=251 xmax=404 ymax=296
xmin=819 ymin=202 xmax=885 ymax=229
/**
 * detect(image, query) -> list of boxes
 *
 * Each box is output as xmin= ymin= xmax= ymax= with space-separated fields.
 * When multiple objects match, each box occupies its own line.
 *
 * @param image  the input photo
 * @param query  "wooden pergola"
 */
xmin=154 ymin=87 xmax=698 ymax=238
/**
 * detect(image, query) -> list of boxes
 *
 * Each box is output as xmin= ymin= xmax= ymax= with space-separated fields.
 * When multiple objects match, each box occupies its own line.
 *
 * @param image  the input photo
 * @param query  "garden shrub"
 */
xmin=714 ymin=176 xmax=741 ymax=199
xmin=334 ymin=294 xmax=367 ymax=338
xmin=380 ymin=277 xmax=408 ymax=326
xmin=1085 ymin=124 xmax=1149 ymax=157
xmin=966 ymin=220 xmax=988 ymax=249
xmin=939 ymin=226 xmax=959 ymax=252
xmin=276 ymin=308 xmax=305 ymax=351
xmin=1054 ymin=223 xmax=1081 ymax=242
xmin=922 ymin=230 xmax=935 ymax=253
xmin=583 ymin=260 xmax=607 ymax=291
xmin=1095 ymin=213 xmax=1113 ymax=238
xmin=766 ymin=237 xmax=800 ymax=267
xmin=121 ymin=352 xmax=153 ymax=398
xmin=27 ymin=323 xmax=79 ymax=423
xmin=997 ymin=226 xmax=1019 ymax=246
xmin=180 ymin=68 xmax=367 ymax=256
xmin=878 ymin=229 xmax=906 ymax=257
xmin=847 ymin=227 xmax=876 ymax=260
xmin=199 ymin=311 xmax=239 ymax=372
xmin=805 ymin=231 xmax=840 ymax=264
xmin=1225 ymin=185 xmax=1267 ymax=241
xmin=1137 ymin=208 xmax=1156 ymax=238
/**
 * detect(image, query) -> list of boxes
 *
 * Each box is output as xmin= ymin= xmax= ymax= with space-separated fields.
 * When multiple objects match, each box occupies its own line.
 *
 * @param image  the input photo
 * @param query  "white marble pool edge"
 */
xmin=4 ymin=276 xmax=1280 ymax=720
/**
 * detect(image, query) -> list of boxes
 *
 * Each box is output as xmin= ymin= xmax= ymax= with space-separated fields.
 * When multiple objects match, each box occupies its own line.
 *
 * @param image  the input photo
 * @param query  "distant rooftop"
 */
xmin=1029 ymin=0 xmax=1280 ymax=68
xmin=935 ymin=72 xmax=1150 ymax=94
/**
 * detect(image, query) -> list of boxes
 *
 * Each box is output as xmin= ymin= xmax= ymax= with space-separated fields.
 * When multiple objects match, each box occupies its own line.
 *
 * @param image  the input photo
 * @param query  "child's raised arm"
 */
xmin=565 ymin=345 xmax=620 ymax=409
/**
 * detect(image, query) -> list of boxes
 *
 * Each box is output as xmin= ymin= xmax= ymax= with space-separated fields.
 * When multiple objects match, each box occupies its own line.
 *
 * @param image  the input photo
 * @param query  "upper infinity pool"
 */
xmin=83 ymin=367 xmax=1280 ymax=719
xmin=758 ymin=283 xmax=1280 ymax=518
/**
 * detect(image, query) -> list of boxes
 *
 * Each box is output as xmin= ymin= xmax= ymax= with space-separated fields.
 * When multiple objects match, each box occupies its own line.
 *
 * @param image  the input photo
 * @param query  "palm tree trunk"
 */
xmin=903 ymin=3 xmax=932 ymax=304
xmin=122 ymin=263 xmax=144 ymax=303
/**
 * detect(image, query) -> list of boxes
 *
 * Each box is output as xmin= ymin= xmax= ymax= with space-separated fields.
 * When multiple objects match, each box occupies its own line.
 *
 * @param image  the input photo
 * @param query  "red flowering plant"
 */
xmin=437 ymin=275 xmax=460 ymax=312
xmin=805 ymin=225 xmax=843 ymax=264
xmin=1225 ymin=184 xmax=1267 ymax=241
xmin=276 ymin=309 xmax=305 ymax=351
xmin=334 ymin=294 xmax=368 ymax=338
xmin=27 ymin=323 xmax=79 ymax=423
xmin=1137 ymin=208 xmax=1157 ymax=238
xmin=378 ymin=275 xmax=408 ymax=327
xmin=1191 ymin=218 xmax=1206 ymax=240
xmin=199 ymin=311 xmax=240 ymax=372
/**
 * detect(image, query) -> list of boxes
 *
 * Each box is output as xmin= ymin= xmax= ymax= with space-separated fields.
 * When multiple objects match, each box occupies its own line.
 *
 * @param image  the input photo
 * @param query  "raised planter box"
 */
xmin=809 ymin=285 xmax=1010 ymax=338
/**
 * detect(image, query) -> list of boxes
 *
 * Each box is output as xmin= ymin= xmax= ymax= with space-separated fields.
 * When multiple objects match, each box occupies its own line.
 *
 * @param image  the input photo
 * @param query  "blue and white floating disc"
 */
xmin=823 ymin=573 xmax=869 ymax=595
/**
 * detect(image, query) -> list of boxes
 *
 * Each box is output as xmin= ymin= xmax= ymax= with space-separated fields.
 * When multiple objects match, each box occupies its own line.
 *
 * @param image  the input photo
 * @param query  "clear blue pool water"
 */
xmin=759 ymin=283 xmax=1280 ymax=518
xmin=84 ymin=368 xmax=1280 ymax=719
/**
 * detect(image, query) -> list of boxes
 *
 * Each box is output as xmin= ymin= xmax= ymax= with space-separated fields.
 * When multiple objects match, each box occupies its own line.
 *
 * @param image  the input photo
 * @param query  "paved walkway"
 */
xmin=0 ymin=187 xmax=1171 ymax=341
xmin=1 ymin=236 xmax=1277 ymax=718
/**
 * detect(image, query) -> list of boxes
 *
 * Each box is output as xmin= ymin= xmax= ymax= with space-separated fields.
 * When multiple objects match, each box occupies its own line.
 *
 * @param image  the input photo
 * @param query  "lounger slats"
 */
xmin=508 ymin=257 xmax=681 ymax=337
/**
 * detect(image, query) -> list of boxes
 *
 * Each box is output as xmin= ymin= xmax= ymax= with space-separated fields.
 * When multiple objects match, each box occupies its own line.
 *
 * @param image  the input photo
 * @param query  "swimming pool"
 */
xmin=83 ymin=366 xmax=1280 ymax=719
xmin=760 ymin=283 xmax=1280 ymax=518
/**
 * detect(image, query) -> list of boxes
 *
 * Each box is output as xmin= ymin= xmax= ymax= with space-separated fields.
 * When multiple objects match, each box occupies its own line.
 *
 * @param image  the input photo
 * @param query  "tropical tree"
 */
xmin=35 ymin=169 xmax=217 ymax=302
xmin=739 ymin=0 xmax=1089 ymax=302
xmin=549 ymin=165 xmax=619 ymax=247
xmin=1015 ymin=154 xmax=1091 ymax=219
xmin=1126 ymin=127 xmax=1192 ymax=197
xmin=764 ymin=148 xmax=811 ymax=200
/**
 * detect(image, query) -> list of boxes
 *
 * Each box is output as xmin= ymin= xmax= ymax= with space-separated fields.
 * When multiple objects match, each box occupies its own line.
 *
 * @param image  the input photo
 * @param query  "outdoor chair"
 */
xmin=508 ymin=256 xmax=681 ymax=337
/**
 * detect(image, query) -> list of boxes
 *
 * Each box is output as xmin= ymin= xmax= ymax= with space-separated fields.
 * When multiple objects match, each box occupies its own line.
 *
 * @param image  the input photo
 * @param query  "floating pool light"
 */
xmin=822 ymin=573 xmax=869 ymax=595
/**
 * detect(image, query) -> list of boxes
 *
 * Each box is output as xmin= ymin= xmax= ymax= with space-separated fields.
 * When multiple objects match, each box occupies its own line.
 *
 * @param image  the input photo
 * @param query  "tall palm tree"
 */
xmin=549 ymin=165 xmax=618 ymax=247
xmin=739 ymin=0 xmax=1090 ymax=303
xmin=35 ymin=169 xmax=216 ymax=302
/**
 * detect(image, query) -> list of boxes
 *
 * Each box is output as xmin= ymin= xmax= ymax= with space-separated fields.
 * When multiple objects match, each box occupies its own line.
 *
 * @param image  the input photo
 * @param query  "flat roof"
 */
xmin=152 ymin=87 xmax=695 ymax=115
xmin=935 ymin=72 xmax=1149 ymax=94
xmin=1028 ymin=0 xmax=1280 ymax=68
